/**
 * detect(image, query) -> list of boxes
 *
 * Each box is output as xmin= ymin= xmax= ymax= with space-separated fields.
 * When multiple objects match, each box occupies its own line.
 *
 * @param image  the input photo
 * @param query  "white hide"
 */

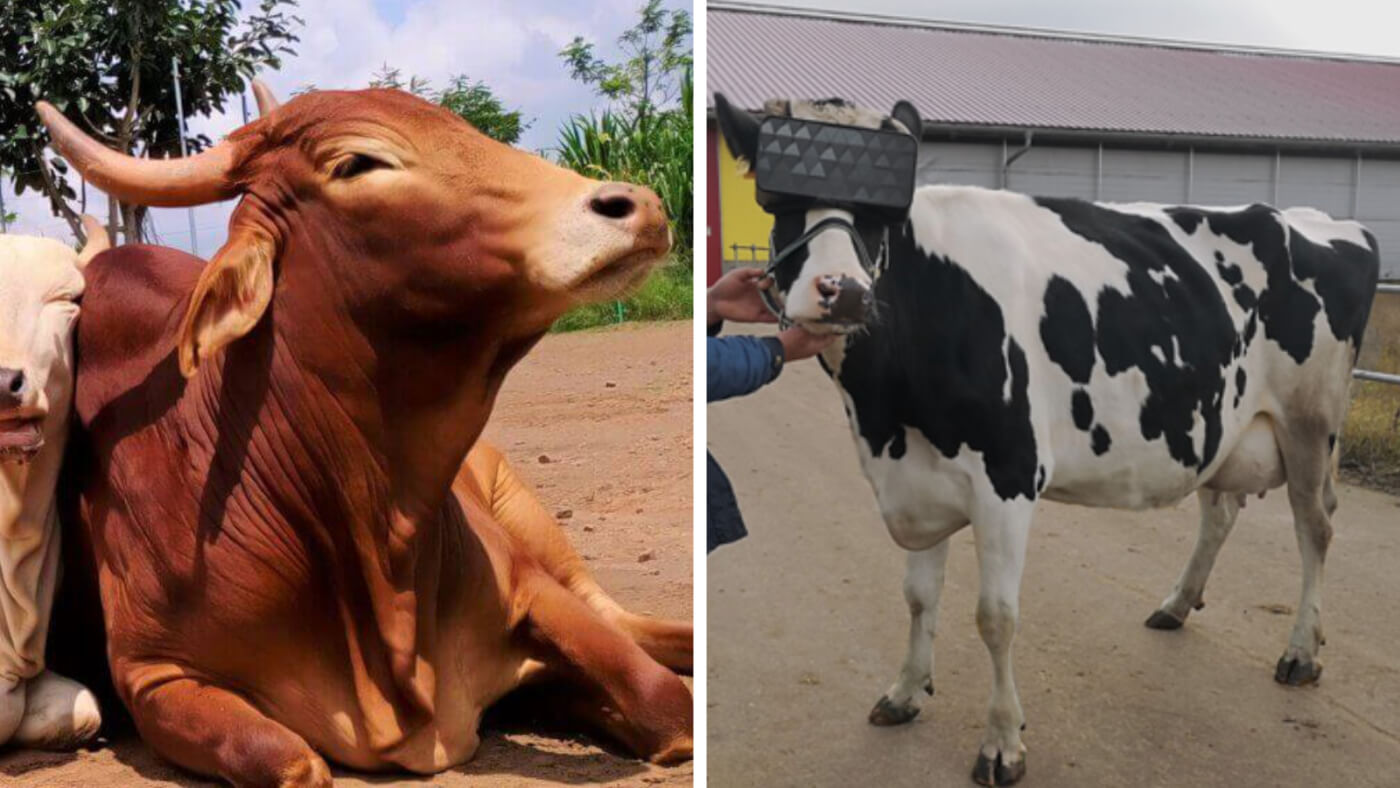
xmin=776 ymin=208 xmax=874 ymax=330
xmin=0 ymin=232 xmax=100 ymax=749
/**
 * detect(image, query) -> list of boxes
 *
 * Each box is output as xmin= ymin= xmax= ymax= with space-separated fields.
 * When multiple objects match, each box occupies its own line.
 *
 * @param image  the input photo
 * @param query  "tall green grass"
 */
xmin=1341 ymin=292 xmax=1400 ymax=493
xmin=551 ymin=257 xmax=692 ymax=332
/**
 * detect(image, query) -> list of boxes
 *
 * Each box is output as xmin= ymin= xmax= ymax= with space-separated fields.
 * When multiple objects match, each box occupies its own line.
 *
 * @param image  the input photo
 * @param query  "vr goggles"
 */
xmin=753 ymin=115 xmax=918 ymax=222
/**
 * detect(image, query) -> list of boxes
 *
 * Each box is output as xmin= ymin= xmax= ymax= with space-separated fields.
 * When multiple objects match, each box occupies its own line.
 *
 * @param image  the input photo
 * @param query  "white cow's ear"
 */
xmin=75 ymin=215 xmax=109 ymax=268
xmin=176 ymin=218 xmax=278 ymax=378
xmin=891 ymin=100 xmax=923 ymax=141
xmin=713 ymin=92 xmax=761 ymax=176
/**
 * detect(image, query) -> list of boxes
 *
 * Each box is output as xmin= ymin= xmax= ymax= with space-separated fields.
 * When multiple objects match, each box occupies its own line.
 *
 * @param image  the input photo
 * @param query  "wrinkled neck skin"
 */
xmin=186 ymin=198 xmax=558 ymax=746
xmin=238 ymin=190 xmax=562 ymax=520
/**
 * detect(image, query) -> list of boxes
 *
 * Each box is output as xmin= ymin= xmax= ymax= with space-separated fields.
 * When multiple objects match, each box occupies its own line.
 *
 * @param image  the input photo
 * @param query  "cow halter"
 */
xmin=760 ymin=215 xmax=888 ymax=327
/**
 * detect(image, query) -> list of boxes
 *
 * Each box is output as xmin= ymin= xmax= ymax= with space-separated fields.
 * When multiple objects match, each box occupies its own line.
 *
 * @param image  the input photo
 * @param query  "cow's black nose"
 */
xmin=589 ymin=184 xmax=638 ymax=220
xmin=821 ymin=276 xmax=871 ymax=323
xmin=0 ymin=368 xmax=27 ymax=408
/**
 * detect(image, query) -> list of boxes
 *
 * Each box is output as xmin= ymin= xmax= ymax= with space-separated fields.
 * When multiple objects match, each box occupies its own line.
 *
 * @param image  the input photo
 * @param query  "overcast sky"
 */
xmin=757 ymin=0 xmax=1400 ymax=58
xmin=3 ymin=0 xmax=686 ymax=252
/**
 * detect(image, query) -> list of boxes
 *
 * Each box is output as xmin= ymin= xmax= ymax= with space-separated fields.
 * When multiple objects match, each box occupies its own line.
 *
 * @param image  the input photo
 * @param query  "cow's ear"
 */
xmin=713 ymin=93 xmax=761 ymax=174
xmin=891 ymin=100 xmax=923 ymax=140
xmin=176 ymin=222 xmax=278 ymax=378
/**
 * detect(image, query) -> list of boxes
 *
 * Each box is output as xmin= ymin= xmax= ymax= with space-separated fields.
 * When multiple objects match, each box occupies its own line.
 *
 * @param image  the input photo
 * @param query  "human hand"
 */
xmin=707 ymin=267 xmax=778 ymax=325
xmin=779 ymin=324 xmax=839 ymax=362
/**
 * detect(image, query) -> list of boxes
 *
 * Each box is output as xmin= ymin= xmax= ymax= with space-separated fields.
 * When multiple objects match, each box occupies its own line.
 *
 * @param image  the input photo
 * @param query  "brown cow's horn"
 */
xmin=251 ymin=79 xmax=279 ymax=117
xmin=76 ymin=215 xmax=110 ymax=267
xmin=35 ymin=101 xmax=238 ymax=208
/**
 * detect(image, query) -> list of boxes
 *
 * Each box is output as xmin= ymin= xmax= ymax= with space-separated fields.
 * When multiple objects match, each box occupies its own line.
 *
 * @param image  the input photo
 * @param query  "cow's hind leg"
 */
xmin=1275 ymin=431 xmax=1333 ymax=686
xmin=120 ymin=666 xmax=330 ymax=787
xmin=1146 ymin=489 xmax=1242 ymax=630
xmin=970 ymin=503 xmax=1032 ymax=787
xmin=518 ymin=569 xmax=693 ymax=764
xmin=869 ymin=540 xmax=949 ymax=726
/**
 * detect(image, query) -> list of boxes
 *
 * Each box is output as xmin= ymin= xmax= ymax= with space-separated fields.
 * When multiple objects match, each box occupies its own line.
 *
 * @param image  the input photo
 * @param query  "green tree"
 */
xmin=436 ymin=75 xmax=528 ymax=146
xmin=559 ymin=0 xmax=691 ymax=122
xmin=365 ymin=65 xmax=529 ymax=146
xmin=0 ymin=0 xmax=301 ymax=244
xmin=366 ymin=63 xmax=432 ymax=98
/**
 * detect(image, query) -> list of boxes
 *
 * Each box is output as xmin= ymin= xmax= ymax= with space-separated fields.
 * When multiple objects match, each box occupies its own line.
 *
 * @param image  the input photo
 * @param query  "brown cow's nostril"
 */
xmin=590 ymin=194 xmax=637 ymax=220
xmin=8 ymin=372 xmax=23 ymax=395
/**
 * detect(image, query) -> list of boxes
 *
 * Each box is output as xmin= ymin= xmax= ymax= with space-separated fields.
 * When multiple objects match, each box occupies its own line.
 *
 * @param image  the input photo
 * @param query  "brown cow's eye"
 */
xmin=332 ymin=153 xmax=391 ymax=179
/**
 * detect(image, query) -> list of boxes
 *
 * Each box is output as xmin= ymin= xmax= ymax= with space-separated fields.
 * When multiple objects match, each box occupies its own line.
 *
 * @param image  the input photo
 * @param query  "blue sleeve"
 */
xmin=707 ymin=336 xmax=779 ymax=402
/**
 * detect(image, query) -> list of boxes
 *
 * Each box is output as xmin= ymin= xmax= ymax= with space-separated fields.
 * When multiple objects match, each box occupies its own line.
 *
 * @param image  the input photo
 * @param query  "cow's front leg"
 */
xmin=519 ymin=569 xmax=693 ymax=764
xmin=870 ymin=540 xmax=949 ymax=726
xmin=1146 ymin=489 xmax=1242 ymax=629
xmin=119 ymin=665 xmax=331 ymax=787
xmin=970 ymin=504 xmax=1032 ymax=787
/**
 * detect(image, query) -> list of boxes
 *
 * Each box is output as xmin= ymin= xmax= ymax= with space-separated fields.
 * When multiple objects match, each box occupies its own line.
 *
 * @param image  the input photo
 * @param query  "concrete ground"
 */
xmin=708 ymin=331 xmax=1400 ymax=788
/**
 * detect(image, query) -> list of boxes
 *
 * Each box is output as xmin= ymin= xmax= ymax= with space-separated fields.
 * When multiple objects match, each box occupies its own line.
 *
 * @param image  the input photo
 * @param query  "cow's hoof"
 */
xmin=1144 ymin=609 xmax=1184 ymax=630
xmin=1274 ymin=655 xmax=1323 ymax=686
xmin=648 ymin=735 xmax=694 ymax=766
xmin=972 ymin=751 xmax=1026 ymax=786
xmin=868 ymin=695 xmax=920 ymax=726
xmin=277 ymin=753 xmax=333 ymax=788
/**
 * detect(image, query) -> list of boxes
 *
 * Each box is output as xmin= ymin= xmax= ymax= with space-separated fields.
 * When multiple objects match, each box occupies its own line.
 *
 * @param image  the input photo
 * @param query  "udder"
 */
xmin=1204 ymin=415 xmax=1286 ymax=495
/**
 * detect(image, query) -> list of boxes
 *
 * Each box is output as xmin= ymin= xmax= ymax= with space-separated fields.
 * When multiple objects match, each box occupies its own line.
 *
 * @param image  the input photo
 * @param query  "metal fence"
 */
xmin=1356 ymin=283 xmax=1400 ymax=385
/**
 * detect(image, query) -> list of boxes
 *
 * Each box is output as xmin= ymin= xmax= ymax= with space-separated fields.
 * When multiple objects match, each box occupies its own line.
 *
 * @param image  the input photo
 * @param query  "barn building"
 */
xmin=706 ymin=2 xmax=1400 ymax=286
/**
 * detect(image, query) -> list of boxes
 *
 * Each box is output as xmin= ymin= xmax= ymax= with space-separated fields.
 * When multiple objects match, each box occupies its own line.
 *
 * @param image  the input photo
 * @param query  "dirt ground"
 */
xmin=0 ymin=321 xmax=693 ymax=787
xmin=709 ymin=329 xmax=1400 ymax=788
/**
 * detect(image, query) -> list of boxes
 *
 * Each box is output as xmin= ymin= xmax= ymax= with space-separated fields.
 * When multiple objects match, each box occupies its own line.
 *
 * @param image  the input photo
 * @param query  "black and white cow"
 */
xmin=714 ymin=94 xmax=1381 ymax=786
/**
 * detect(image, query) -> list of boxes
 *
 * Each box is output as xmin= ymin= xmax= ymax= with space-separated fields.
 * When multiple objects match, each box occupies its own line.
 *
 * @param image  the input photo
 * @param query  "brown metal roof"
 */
xmin=708 ymin=3 xmax=1400 ymax=146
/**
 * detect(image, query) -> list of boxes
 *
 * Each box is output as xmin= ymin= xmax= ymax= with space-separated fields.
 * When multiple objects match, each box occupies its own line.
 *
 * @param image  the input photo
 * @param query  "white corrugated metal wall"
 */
xmin=919 ymin=139 xmax=1400 ymax=279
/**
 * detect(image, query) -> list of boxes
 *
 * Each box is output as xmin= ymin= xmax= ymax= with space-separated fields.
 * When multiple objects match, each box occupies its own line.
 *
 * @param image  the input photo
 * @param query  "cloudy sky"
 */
xmin=3 ymin=0 xmax=687 ymax=252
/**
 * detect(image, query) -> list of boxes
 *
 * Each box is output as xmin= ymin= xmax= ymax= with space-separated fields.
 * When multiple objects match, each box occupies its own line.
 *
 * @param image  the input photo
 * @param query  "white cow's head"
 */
xmin=714 ymin=94 xmax=922 ymax=333
xmin=0 ymin=218 xmax=106 ymax=464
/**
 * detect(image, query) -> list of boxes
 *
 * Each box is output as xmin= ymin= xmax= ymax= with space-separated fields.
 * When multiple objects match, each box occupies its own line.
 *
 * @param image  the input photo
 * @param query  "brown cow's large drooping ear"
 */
xmin=713 ymin=93 xmax=761 ymax=175
xmin=176 ymin=225 xmax=278 ymax=378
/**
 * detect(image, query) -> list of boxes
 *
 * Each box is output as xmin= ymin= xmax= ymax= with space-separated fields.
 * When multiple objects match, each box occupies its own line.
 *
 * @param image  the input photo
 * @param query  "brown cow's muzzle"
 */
xmin=588 ymin=182 xmax=669 ymax=248
xmin=569 ymin=181 xmax=671 ymax=298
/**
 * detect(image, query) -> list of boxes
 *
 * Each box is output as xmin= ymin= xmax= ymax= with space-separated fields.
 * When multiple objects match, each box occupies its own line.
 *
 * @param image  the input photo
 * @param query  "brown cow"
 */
xmin=37 ymin=84 xmax=691 ymax=786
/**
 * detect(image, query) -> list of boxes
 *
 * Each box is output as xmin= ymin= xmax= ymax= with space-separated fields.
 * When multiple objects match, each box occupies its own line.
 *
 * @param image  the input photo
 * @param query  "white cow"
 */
xmin=715 ymin=94 xmax=1380 ymax=786
xmin=0 ymin=217 xmax=106 ymax=749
